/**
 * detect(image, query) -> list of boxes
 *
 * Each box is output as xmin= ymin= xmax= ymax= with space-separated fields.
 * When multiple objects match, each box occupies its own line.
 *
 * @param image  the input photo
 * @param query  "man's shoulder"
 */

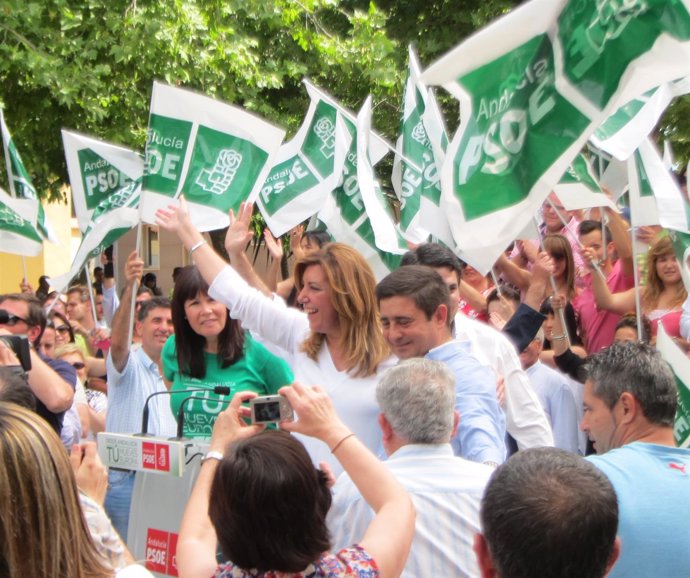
xmin=588 ymin=442 xmax=690 ymax=474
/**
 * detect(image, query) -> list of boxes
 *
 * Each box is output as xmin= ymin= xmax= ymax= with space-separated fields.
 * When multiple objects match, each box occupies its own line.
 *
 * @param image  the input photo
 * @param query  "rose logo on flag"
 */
xmin=196 ymin=149 xmax=243 ymax=195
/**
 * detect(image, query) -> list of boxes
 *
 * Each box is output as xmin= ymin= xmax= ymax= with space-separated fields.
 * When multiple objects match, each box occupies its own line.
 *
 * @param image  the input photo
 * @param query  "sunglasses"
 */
xmin=71 ymin=362 xmax=86 ymax=370
xmin=550 ymin=253 xmax=566 ymax=261
xmin=0 ymin=311 xmax=29 ymax=327
xmin=56 ymin=325 xmax=71 ymax=333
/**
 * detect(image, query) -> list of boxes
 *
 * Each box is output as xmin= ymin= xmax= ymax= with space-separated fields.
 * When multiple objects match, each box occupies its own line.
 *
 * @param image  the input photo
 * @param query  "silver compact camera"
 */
xmin=250 ymin=395 xmax=294 ymax=424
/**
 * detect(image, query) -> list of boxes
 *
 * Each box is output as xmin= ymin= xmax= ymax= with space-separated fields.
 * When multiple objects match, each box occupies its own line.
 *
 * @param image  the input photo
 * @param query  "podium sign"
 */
xmin=97 ymin=433 xmax=187 ymax=476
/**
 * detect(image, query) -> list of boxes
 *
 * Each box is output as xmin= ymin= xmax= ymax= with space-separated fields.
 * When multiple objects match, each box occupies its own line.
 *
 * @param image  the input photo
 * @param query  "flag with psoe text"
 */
xmin=1 ymin=109 xmax=57 ymax=243
xmin=62 ymin=131 xmax=143 ymax=233
xmin=392 ymin=46 xmax=453 ymax=247
xmin=421 ymin=0 xmax=690 ymax=274
xmin=139 ymin=82 xmax=285 ymax=232
xmin=0 ymin=187 xmax=43 ymax=256
xmin=257 ymin=81 xmax=389 ymax=238
xmin=50 ymin=177 xmax=142 ymax=293
xmin=317 ymin=110 xmax=403 ymax=280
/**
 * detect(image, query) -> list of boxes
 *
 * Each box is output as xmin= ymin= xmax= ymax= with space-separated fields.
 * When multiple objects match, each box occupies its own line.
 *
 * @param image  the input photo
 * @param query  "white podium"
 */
xmin=98 ymin=433 xmax=209 ymax=578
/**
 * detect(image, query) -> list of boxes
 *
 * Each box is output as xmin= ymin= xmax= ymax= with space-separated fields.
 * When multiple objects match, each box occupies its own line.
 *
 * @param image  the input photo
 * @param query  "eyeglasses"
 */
xmin=71 ymin=362 xmax=86 ymax=370
xmin=0 ymin=311 xmax=29 ymax=327
xmin=56 ymin=325 xmax=71 ymax=333
xmin=550 ymin=253 xmax=566 ymax=261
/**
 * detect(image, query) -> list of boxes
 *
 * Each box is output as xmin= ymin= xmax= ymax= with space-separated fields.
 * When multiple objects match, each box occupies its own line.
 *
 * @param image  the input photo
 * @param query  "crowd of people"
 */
xmin=0 ymin=191 xmax=688 ymax=577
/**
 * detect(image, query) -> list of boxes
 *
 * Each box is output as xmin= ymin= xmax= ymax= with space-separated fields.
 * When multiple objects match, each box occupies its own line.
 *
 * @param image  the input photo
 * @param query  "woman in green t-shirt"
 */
xmin=163 ymin=266 xmax=293 ymax=438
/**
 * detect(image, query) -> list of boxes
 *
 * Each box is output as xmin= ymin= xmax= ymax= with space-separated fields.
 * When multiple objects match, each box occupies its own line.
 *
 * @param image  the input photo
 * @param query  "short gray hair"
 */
xmin=376 ymin=358 xmax=456 ymax=444
xmin=585 ymin=341 xmax=677 ymax=427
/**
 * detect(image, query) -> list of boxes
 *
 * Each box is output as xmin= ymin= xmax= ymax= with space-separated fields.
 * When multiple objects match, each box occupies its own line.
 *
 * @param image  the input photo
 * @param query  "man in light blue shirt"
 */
xmin=583 ymin=342 xmax=690 ymax=578
xmin=329 ymin=358 xmax=493 ymax=577
xmin=104 ymin=251 xmax=177 ymax=543
xmin=377 ymin=265 xmax=506 ymax=466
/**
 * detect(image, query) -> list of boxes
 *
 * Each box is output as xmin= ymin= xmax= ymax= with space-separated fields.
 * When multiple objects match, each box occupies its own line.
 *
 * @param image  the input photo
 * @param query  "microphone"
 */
xmin=175 ymin=386 xmax=231 ymax=439
xmin=138 ymin=386 xmax=230 ymax=436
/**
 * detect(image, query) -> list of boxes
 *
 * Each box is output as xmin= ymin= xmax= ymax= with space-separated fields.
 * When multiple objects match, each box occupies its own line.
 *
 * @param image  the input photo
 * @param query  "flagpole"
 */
xmin=534 ymin=216 xmax=571 ymax=348
xmin=127 ymin=222 xmax=142 ymax=347
xmin=490 ymin=268 xmax=502 ymax=297
xmin=84 ymin=265 xmax=99 ymax=330
xmin=626 ymin=157 xmax=644 ymax=342
xmin=20 ymin=256 xmax=27 ymax=286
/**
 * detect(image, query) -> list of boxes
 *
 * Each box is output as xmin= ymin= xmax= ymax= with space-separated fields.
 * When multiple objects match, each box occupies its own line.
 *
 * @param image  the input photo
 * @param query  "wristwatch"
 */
xmin=201 ymin=450 xmax=223 ymax=464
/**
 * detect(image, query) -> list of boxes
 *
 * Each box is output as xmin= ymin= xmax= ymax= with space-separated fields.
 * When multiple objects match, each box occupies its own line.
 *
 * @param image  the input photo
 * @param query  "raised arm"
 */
xmin=585 ymin=247 xmax=636 ymax=314
xmin=177 ymin=391 xmax=264 ymax=578
xmin=263 ymin=228 xmax=284 ymax=293
xmin=605 ymin=206 xmax=634 ymax=277
xmin=109 ymin=251 xmax=142 ymax=373
xmin=495 ymin=252 xmax=531 ymax=292
xmin=281 ymin=382 xmax=415 ymax=578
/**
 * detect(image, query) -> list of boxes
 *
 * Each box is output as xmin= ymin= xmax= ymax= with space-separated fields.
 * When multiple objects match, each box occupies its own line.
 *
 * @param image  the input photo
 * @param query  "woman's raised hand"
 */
xmin=155 ymin=196 xmax=201 ymax=248
xmin=225 ymin=201 xmax=255 ymax=257
xmin=263 ymin=228 xmax=284 ymax=261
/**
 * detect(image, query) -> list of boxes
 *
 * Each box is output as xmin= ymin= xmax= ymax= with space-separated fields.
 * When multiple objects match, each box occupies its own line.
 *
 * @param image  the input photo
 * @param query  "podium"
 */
xmin=98 ymin=433 xmax=209 ymax=578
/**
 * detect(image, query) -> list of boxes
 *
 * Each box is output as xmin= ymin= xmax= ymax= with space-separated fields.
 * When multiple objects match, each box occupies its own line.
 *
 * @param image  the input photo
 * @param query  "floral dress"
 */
xmin=213 ymin=545 xmax=379 ymax=578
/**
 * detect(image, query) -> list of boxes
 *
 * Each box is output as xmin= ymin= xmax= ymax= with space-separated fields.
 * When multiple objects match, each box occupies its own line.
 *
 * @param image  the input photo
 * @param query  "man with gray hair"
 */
xmin=583 ymin=342 xmax=690 ymax=578
xmin=328 ymin=358 xmax=494 ymax=577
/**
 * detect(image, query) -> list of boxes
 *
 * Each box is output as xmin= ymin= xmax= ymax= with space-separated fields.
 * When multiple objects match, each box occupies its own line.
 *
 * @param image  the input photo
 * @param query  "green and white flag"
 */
xmin=62 ymin=131 xmax=144 ymax=233
xmin=392 ymin=46 xmax=453 ymax=247
xmin=140 ymin=82 xmax=285 ymax=232
xmin=421 ymin=0 xmax=690 ymax=274
xmin=591 ymin=76 xmax=690 ymax=161
xmin=0 ymin=187 xmax=43 ymax=256
xmin=554 ymin=153 xmax=617 ymax=212
xmin=628 ymin=139 xmax=690 ymax=230
xmin=669 ymin=229 xmax=690 ymax=293
xmin=50 ymin=177 xmax=142 ymax=293
xmin=257 ymin=81 xmax=389 ymax=237
xmin=317 ymin=114 xmax=401 ymax=280
xmin=656 ymin=325 xmax=690 ymax=448
xmin=0 ymin=109 xmax=56 ymax=243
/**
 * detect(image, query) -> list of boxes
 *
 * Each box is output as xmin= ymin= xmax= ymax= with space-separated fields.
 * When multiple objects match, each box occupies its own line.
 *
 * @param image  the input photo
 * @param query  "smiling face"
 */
xmin=297 ymin=265 xmax=340 ymax=337
xmin=379 ymin=295 xmax=445 ymax=360
xmin=59 ymin=351 xmax=87 ymax=383
xmin=581 ymin=379 xmax=622 ymax=455
xmin=183 ymin=292 xmax=228 ymax=340
xmin=136 ymin=306 xmax=174 ymax=356
xmin=655 ymin=252 xmax=681 ymax=287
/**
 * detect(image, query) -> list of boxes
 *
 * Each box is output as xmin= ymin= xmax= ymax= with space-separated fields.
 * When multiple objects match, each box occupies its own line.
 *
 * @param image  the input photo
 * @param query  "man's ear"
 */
xmin=451 ymin=409 xmax=460 ymax=439
xmin=434 ymin=303 xmax=449 ymax=326
xmin=378 ymin=413 xmax=394 ymax=443
xmin=618 ymin=392 xmax=638 ymax=424
xmin=605 ymin=537 xmax=622 ymax=576
xmin=474 ymin=533 xmax=498 ymax=578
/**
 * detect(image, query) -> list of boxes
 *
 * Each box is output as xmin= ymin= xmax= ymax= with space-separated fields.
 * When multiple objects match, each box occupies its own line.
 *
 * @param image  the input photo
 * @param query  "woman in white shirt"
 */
xmin=156 ymin=199 xmax=395 ymax=471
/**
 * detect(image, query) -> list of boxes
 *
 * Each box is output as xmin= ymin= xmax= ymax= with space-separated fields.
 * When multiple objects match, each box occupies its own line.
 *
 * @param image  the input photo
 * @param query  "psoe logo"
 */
xmin=313 ymin=117 xmax=335 ymax=160
xmin=196 ymin=149 xmax=243 ymax=195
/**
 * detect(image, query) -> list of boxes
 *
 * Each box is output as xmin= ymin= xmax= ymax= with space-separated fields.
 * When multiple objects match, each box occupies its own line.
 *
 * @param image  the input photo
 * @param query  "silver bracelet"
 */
xmin=201 ymin=450 xmax=223 ymax=464
xmin=551 ymin=334 xmax=566 ymax=340
xmin=189 ymin=240 xmax=207 ymax=255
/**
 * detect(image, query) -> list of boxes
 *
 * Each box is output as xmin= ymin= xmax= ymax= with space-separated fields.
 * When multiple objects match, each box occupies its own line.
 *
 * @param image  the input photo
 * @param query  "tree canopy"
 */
xmin=1 ymin=0 xmax=687 ymax=202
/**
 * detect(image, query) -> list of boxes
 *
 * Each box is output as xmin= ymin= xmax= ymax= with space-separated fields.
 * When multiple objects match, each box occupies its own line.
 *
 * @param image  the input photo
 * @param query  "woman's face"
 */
xmin=53 ymin=321 xmax=73 ymax=346
xmin=183 ymin=292 xmax=228 ymax=339
xmin=297 ymin=265 xmax=339 ymax=336
xmin=549 ymin=250 xmax=567 ymax=279
xmin=60 ymin=351 xmax=87 ymax=383
xmin=463 ymin=265 xmax=484 ymax=287
xmin=300 ymin=236 xmax=321 ymax=256
xmin=614 ymin=326 xmax=638 ymax=344
xmin=655 ymin=253 xmax=681 ymax=286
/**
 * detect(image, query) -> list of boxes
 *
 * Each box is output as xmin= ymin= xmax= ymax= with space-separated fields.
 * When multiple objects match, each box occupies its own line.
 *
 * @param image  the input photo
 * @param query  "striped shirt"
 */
xmin=328 ymin=444 xmax=492 ymax=578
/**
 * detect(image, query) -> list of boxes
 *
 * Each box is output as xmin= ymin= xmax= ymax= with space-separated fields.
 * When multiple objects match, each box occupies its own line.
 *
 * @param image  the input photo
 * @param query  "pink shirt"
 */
xmin=573 ymin=260 xmax=635 ymax=353
xmin=648 ymin=308 xmax=682 ymax=339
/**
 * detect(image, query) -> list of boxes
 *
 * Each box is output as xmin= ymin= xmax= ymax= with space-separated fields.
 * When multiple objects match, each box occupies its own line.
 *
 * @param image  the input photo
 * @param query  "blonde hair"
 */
xmin=54 ymin=342 xmax=86 ymax=362
xmin=0 ymin=403 xmax=113 ymax=577
xmin=294 ymin=243 xmax=390 ymax=377
xmin=643 ymin=236 xmax=687 ymax=310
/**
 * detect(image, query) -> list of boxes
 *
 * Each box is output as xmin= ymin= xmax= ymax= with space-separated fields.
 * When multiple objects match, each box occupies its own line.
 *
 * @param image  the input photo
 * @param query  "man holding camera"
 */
xmin=0 ymin=292 xmax=75 ymax=436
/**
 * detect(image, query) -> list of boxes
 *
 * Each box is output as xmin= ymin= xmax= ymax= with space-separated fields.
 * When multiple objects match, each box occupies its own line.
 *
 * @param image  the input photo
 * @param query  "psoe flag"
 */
xmin=656 ymin=325 xmax=690 ymax=448
xmin=421 ymin=0 xmax=690 ymax=274
xmin=0 ymin=187 xmax=43 ymax=256
xmin=62 ymin=130 xmax=144 ymax=233
xmin=140 ymin=82 xmax=285 ymax=232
